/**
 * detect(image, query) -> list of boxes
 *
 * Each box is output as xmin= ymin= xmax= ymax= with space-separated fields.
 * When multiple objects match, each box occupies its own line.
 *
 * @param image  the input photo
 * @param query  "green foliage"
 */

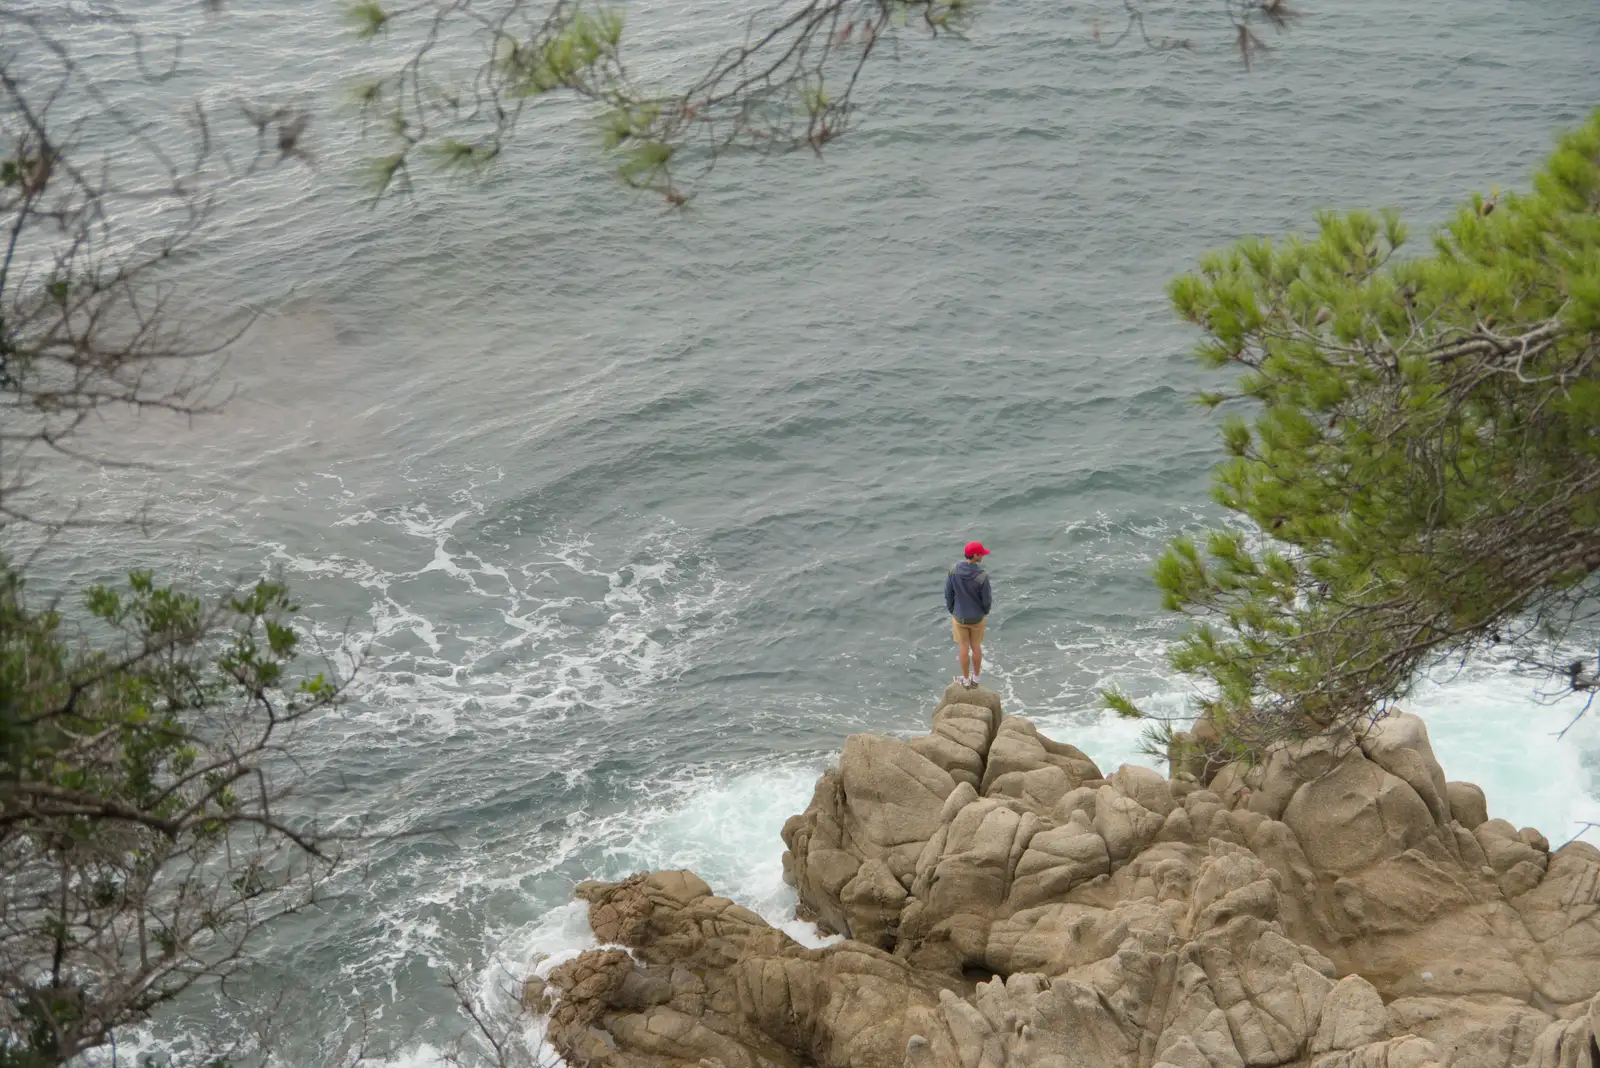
xmin=349 ymin=79 xmax=385 ymax=108
xmin=503 ymin=10 xmax=626 ymax=97
xmin=422 ymin=138 xmax=501 ymax=175
xmin=617 ymin=140 xmax=675 ymax=189
xmin=1100 ymin=687 xmax=1144 ymax=720
xmin=363 ymin=152 xmax=408 ymax=198
xmin=598 ymin=104 xmax=660 ymax=151
xmin=1124 ymin=108 xmax=1600 ymax=753
xmin=346 ymin=2 xmax=389 ymax=38
xmin=0 ymin=561 xmax=343 ymax=1062
xmin=802 ymin=83 xmax=830 ymax=117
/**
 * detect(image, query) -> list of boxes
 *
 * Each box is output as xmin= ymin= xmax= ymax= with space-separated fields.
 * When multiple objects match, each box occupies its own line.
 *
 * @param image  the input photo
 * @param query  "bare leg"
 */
xmin=957 ymin=637 xmax=972 ymax=679
xmin=972 ymin=642 xmax=984 ymax=680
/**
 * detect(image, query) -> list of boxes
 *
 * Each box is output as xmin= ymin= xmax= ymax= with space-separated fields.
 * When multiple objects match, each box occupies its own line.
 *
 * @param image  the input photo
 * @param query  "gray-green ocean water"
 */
xmin=31 ymin=0 xmax=1600 ymax=1061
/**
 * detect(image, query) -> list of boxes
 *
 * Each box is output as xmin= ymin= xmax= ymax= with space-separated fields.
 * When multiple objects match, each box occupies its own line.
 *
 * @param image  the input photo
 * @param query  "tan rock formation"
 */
xmin=547 ymin=686 xmax=1600 ymax=1068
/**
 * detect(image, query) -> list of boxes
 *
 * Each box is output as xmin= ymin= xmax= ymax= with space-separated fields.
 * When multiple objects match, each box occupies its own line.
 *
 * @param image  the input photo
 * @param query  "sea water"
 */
xmin=26 ymin=0 xmax=1600 ymax=1061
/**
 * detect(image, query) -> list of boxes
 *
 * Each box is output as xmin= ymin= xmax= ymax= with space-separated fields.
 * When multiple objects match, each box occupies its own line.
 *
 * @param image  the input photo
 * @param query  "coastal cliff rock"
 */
xmin=546 ymin=684 xmax=1600 ymax=1068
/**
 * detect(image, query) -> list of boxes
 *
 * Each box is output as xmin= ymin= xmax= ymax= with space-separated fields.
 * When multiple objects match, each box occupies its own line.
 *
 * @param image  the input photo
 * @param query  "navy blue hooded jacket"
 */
xmin=944 ymin=561 xmax=993 ymax=623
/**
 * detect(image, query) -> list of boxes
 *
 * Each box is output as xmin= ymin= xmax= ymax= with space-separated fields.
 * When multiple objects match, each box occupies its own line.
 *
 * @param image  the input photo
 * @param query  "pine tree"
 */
xmin=1112 ymin=108 xmax=1600 ymax=757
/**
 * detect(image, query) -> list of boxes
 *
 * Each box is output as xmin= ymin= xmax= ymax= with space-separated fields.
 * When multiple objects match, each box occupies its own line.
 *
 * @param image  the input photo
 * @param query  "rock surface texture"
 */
xmin=546 ymin=684 xmax=1600 ymax=1068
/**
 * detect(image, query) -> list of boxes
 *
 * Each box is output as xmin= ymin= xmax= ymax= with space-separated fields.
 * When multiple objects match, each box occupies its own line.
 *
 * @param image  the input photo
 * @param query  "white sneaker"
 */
xmin=970 ymin=675 xmax=982 ymax=688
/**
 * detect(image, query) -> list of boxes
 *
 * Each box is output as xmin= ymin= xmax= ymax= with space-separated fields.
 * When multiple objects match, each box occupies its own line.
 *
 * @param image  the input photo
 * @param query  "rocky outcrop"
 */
xmin=545 ymin=684 xmax=1600 ymax=1068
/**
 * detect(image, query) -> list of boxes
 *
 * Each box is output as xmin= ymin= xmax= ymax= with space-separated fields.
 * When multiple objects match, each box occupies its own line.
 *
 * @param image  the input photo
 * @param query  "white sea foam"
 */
xmin=358 ymin=761 xmax=835 ymax=1068
xmin=1405 ymin=667 xmax=1600 ymax=844
xmin=267 ymin=486 xmax=744 ymax=749
xmin=484 ymin=761 xmax=834 ymax=972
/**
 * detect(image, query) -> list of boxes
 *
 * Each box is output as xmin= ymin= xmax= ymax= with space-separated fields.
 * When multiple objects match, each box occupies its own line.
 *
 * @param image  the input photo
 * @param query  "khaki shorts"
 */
xmin=951 ymin=617 xmax=986 ymax=645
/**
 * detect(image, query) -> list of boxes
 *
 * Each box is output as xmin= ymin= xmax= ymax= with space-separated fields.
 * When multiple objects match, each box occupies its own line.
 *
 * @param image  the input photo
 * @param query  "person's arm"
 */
xmin=944 ymin=572 xmax=956 ymax=616
xmin=980 ymin=574 xmax=993 ymax=616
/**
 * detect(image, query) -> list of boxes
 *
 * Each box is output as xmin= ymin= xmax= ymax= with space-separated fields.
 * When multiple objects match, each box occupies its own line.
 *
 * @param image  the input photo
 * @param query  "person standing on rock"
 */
xmin=945 ymin=541 xmax=993 ymax=689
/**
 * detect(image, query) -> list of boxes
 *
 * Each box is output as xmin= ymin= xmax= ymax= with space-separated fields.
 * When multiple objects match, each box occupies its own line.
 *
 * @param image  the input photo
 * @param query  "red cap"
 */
xmin=964 ymin=541 xmax=990 ymax=558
